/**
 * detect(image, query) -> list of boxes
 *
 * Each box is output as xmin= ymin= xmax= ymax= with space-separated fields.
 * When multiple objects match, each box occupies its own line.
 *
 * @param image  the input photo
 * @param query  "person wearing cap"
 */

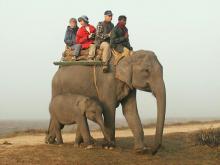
xmin=110 ymin=15 xmax=133 ymax=65
xmin=64 ymin=18 xmax=81 ymax=60
xmin=76 ymin=15 xmax=96 ymax=59
xmin=94 ymin=10 xmax=114 ymax=72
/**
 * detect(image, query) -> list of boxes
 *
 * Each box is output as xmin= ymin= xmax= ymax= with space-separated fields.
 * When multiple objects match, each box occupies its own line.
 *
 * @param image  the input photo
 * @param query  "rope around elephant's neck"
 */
xmin=93 ymin=66 xmax=101 ymax=100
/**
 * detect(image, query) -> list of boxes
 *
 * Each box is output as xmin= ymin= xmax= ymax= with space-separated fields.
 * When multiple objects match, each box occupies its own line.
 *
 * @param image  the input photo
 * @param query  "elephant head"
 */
xmin=116 ymin=50 xmax=166 ymax=154
xmin=80 ymin=98 xmax=111 ymax=143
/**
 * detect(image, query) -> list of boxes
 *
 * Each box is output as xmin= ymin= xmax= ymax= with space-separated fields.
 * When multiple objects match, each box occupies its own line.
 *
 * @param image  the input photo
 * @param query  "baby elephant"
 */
xmin=45 ymin=94 xmax=110 ymax=148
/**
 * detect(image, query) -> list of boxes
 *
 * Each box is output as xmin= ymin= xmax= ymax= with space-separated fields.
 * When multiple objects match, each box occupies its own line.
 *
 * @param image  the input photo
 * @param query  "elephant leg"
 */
xmin=102 ymin=102 xmax=116 ymax=147
xmin=45 ymin=118 xmax=56 ymax=144
xmin=78 ymin=116 xmax=92 ymax=146
xmin=121 ymin=90 xmax=146 ymax=152
xmin=74 ymin=125 xmax=83 ymax=147
xmin=54 ymin=120 xmax=63 ymax=144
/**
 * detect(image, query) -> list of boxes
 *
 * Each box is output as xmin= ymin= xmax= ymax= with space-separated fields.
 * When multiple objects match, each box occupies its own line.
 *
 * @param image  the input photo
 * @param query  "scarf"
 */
xmin=117 ymin=22 xmax=128 ymax=35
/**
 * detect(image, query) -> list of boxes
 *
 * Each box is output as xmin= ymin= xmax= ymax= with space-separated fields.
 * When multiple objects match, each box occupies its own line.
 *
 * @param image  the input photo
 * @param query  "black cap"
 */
xmin=104 ymin=10 xmax=113 ymax=16
xmin=118 ymin=15 xmax=127 ymax=21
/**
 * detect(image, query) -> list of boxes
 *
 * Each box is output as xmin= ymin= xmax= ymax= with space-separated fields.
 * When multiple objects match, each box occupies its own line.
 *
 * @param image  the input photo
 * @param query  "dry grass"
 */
xmin=0 ymin=130 xmax=220 ymax=165
xmin=194 ymin=128 xmax=220 ymax=147
xmin=2 ymin=129 xmax=46 ymax=138
xmin=1 ymin=120 xmax=220 ymax=138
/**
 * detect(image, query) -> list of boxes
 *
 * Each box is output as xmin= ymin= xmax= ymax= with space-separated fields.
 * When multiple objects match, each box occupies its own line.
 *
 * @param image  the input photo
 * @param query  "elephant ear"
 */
xmin=115 ymin=57 xmax=133 ymax=89
xmin=78 ymin=97 xmax=89 ymax=115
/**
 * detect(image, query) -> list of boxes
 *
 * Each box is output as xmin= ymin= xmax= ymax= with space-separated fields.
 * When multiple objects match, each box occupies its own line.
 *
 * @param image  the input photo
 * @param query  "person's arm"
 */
xmin=64 ymin=29 xmax=73 ymax=46
xmin=110 ymin=28 xmax=127 ymax=44
xmin=96 ymin=22 xmax=109 ymax=40
xmin=88 ymin=25 xmax=96 ymax=40
xmin=76 ymin=30 xmax=88 ymax=44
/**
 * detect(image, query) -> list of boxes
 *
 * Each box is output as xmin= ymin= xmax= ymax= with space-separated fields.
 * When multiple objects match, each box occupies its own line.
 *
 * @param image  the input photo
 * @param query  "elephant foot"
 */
xmin=74 ymin=143 xmax=80 ymax=148
xmin=90 ymin=136 xmax=96 ymax=144
xmin=46 ymin=139 xmax=57 ymax=145
xmin=151 ymin=144 xmax=162 ymax=155
xmin=56 ymin=140 xmax=64 ymax=145
xmin=102 ymin=141 xmax=115 ymax=150
xmin=135 ymin=146 xmax=151 ymax=155
xmin=85 ymin=145 xmax=94 ymax=150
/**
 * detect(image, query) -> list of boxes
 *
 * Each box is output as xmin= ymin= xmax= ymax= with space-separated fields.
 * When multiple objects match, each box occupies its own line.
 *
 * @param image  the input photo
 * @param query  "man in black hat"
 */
xmin=94 ymin=10 xmax=114 ymax=72
xmin=110 ymin=15 xmax=133 ymax=65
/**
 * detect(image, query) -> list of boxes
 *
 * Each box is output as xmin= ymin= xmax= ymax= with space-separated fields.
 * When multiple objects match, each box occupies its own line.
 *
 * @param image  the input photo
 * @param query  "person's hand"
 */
xmin=88 ymin=33 xmax=92 ymax=39
xmin=124 ymin=33 xmax=129 ymax=38
xmin=89 ymin=33 xmax=95 ymax=39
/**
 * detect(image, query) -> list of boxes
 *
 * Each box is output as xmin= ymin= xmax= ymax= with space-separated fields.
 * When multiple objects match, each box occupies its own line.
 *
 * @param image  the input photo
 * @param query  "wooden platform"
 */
xmin=53 ymin=60 xmax=104 ymax=66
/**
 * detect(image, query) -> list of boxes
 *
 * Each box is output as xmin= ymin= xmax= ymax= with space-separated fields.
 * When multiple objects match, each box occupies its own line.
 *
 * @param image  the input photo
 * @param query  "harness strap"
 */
xmin=93 ymin=66 xmax=101 ymax=99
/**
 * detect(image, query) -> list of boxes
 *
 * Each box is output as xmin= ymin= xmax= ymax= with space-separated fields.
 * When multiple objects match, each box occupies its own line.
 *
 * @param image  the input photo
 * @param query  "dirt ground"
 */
xmin=0 ymin=122 xmax=220 ymax=165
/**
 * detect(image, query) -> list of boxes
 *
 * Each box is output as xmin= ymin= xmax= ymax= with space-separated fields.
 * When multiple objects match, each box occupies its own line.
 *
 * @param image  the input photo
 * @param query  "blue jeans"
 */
xmin=71 ymin=44 xmax=81 ymax=57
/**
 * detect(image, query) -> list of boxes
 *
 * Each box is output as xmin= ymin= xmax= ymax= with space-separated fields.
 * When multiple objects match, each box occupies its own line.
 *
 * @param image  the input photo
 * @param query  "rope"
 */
xmin=93 ymin=66 xmax=101 ymax=100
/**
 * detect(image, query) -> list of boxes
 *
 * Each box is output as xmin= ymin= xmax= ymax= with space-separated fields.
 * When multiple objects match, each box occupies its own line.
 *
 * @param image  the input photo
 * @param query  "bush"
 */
xmin=195 ymin=128 xmax=220 ymax=147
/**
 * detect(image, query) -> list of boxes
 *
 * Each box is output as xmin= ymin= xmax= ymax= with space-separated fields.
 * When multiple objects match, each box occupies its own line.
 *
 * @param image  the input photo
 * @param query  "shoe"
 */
xmin=102 ymin=65 xmax=109 ymax=73
xmin=87 ymin=57 xmax=94 ymax=62
xmin=95 ymin=55 xmax=101 ymax=61
xmin=72 ymin=56 xmax=76 ymax=61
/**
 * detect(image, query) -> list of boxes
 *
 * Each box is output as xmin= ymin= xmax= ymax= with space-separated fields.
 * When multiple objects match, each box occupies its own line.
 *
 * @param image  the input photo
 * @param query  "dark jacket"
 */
xmin=95 ymin=21 xmax=114 ymax=46
xmin=110 ymin=24 xmax=132 ymax=53
xmin=64 ymin=26 xmax=79 ymax=47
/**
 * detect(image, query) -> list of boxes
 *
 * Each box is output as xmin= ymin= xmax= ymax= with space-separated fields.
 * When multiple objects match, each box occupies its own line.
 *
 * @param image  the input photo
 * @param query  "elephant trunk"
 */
xmin=151 ymin=77 xmax=166 ymax=155
xmin=97 ymin=118 xmax=111 ymax=142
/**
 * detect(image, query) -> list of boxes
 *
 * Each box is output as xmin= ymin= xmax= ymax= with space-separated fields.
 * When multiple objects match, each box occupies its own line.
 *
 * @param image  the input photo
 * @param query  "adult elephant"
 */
xmin=51 ymin=50 xmax=166 ymax=154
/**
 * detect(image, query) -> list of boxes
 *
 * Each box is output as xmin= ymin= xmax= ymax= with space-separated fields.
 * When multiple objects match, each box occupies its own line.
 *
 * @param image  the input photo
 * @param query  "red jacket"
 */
xmin=76 ymin=24 xmax=96 ymax=49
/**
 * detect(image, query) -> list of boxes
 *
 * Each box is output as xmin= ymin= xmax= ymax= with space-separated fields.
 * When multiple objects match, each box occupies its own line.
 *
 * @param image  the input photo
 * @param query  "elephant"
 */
xmin=45 ymin=93 xmax=110 ymax=148
xmin=51 ymin=50 xmax=166 ymax=154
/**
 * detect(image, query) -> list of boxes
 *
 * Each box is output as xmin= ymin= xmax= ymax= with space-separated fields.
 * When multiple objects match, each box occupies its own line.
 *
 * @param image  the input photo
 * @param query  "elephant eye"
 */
xmin=145 ymin=69 xmax=149 ymax=73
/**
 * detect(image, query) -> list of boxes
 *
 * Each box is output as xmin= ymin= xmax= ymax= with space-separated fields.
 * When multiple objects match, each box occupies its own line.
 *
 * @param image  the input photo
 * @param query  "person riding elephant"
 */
xmin=64 ymin=18 xmax=81 ymax=60
xmin=52 ymin=49 xmax=166 ymax=155
xmin=110 ymin=15 xmax=133 ymax=65
xmin=94 ymin=10 xmax=114 ymax=72
xmin=76 ymin=15 xmax=96 ymax=60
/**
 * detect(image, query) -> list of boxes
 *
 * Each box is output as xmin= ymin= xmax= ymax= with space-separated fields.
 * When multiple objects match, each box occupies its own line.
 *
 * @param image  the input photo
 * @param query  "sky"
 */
xmin=0 ymin=0 xmax=219 ymax=120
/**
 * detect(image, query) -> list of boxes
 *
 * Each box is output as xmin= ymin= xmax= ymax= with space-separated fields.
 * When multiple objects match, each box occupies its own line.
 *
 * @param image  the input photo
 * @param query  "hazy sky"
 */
xmin=0 ymin=0 xmax=219 ymax=120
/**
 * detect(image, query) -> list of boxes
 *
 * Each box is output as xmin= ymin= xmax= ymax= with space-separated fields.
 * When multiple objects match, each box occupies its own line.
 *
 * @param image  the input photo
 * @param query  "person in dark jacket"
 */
xmin=95 ymin=10 xmax=114 ymax=72
xmin=110 ymin=15 xmax=133 ymax=64
xmin=64 ymin=18 xmax=81 ymax=60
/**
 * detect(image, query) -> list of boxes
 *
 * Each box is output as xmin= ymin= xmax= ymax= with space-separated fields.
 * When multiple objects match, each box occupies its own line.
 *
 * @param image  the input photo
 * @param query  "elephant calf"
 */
xmin=45 ymin=94 xmax=109 ymax=148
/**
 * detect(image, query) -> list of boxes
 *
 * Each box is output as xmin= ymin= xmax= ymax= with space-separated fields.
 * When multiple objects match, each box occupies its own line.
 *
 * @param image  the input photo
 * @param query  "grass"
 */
xmin=1 ymin=129 xmax=46 ymax=138
xmin=194 ymin=128 xmax=220 ymax=147
xmin=0 ymin=131 xmax=219 ymax=165
xmin=1 ymin=120 xmax=220 ymax=138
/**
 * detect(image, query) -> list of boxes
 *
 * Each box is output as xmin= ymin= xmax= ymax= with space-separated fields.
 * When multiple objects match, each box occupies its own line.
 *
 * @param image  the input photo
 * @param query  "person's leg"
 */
xmin=100 ymin=42 xmax=111 ymax=65
xmin=73 ymin=44 xmax=81 ymax=57
xmin=121 ymin=47 xmax=130 ymax=57
xmin=88 ymin=44 xmax=96 ymax=60
xmin=100 ymin=42 xmax=111 ymax=72
xmin=112 ymin=49 xmax=123 ymax=65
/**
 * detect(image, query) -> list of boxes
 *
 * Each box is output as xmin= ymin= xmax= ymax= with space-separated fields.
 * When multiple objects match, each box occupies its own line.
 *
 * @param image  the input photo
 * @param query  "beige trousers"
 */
xmin=100 ymin=42 xmax=111 ymax=65
xmin=88 ymin=42 xmax=111 ymax=65
xmin=88 ymin=44 xmax=96 ymax=59
xmin=112 ymin=47 xmax=133 ymax=65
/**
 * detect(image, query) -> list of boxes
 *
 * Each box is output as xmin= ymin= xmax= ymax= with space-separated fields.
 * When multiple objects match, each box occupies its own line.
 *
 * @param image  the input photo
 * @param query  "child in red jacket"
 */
xmin=76 ymin=15 xmax=96 ymax=60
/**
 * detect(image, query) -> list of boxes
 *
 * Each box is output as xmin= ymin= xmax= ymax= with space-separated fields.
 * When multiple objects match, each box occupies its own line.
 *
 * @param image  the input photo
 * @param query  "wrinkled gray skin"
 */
xmin=45 ymin=94 xmax=110 ymax=147
xmin=51 ymin=50 xmax=166 ymax=154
